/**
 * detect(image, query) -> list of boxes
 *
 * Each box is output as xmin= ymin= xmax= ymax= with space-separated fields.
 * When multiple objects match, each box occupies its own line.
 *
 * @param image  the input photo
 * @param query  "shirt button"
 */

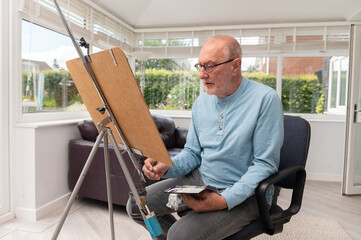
xmin=220 ymin=115 xmax=224 ymax=120
xmin=219 ymin=126 xmax=223 ymax=130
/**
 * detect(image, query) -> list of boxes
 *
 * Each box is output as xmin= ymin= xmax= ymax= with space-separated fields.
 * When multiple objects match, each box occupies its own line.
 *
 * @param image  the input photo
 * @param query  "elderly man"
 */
xmin=127 ymin=35 xmax=284 ymax=240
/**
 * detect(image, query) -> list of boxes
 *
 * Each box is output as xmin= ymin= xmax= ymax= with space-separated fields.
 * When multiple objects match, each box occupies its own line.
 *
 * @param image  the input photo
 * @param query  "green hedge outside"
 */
xmin=245 ymin=72 xmax=323 ymax=113
xmin=22 ymin=69 xmax=323 ymax=113
xmin=136 ymin=70 xmax=324 ymax=113
xmin=22 ymin=70 xmax=80 ymax=110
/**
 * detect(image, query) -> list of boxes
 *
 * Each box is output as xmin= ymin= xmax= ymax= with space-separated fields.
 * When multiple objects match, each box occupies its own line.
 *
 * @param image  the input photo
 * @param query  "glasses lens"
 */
xmin=204 ymin=64 xmax=213 ymax=73
xmin=194 ymin=63 xmax=214 ymax=73
xmin=194 ymin=63 xmax=201 ymax=71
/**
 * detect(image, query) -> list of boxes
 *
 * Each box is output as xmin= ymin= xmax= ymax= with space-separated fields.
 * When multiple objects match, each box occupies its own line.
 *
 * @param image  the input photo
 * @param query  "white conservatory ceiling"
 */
xmin=89 ymin=0 xmax=361 ymax=29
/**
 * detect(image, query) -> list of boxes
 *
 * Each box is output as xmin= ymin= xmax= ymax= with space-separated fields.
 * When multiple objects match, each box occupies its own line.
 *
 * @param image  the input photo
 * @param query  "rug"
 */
xmin=139 ymin=215 xmax=352 ymax=240
xmin=253 ymin=215 xmax=352 ymax=240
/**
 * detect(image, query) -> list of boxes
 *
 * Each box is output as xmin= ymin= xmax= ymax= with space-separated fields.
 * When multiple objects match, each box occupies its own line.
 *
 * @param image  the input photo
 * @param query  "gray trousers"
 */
xmin=126 ymin=169 xmax=259 ymax=240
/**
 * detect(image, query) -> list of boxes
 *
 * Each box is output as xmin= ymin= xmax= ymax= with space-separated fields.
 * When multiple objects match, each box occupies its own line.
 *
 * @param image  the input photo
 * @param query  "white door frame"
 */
xmin=343 ymin=24 xmax=361 ymax=195
xmin=0 ymin=0 xmax=11 ymax=220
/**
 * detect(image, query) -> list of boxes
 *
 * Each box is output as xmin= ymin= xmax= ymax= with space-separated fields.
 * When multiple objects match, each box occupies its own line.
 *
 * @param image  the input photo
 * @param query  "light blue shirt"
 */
xmin=164 ymin=77 xmax=284 ymax=210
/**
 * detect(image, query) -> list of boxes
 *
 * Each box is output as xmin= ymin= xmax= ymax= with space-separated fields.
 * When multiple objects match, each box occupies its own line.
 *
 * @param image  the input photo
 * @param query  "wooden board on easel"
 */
xmin=66 ymin=47 xmax=173 ymax=166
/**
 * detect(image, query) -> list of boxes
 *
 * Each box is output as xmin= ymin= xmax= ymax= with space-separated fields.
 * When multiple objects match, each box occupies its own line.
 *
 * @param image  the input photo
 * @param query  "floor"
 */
xmin=0 ymin=180 xmax=360 ymax=240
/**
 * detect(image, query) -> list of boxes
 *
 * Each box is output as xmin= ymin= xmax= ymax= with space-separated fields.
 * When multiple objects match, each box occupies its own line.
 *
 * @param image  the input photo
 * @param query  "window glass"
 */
xmin=168 ymin=38 xmax=193 ymax=47
xmin=92 ymin=46 xmax=104 ymax=54
xmin=282 ymin=57 xmax=325 ymax=114
xmin=138 ymin=39 xmax=167 ymax=47
xmin=135 ymin=58 xmax=199 ymax=110
xmin=327 ymin=57 xmax=349 ymax=113
xmin=135 ymin=57 xmax=277 ymax=110
xmin=21 ymin=20 xmax=85 ymax=113
xmin=339 ymin=58 xmax=348 ymax=106
xmin=242 ymin=57 xmax=277 ymax=90
xmin=280 ymin=56 xmax=349 ymax=114
xmin=331 ymin=61 xmax=338 ymax=108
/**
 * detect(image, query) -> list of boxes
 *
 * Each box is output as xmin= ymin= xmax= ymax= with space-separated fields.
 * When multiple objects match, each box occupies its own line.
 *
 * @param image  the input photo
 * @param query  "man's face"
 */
xmin=197 ymin=41 xmax=239 ymax=98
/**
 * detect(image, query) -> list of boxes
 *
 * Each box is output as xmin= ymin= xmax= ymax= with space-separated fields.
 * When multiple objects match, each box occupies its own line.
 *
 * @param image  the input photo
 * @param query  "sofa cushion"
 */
xmin=77 ymin=114 xmax=179 ymax=147
xmin=151 ymin=114 xmax=176 ymax=148
xmin=77 ymin=120 xmax=98 ymax=142
xmin=174 ymin=127 xmax=188 ymax=148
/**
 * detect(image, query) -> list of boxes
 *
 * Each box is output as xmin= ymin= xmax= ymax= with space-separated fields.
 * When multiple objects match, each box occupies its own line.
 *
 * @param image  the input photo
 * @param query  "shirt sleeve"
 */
xmin=220 ymin=90 xmax=284 ymax=210
xmin=163 ymin=100 xmax=202 ymax=178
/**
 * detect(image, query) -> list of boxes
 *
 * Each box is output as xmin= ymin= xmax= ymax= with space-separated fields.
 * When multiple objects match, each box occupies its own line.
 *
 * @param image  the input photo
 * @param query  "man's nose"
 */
xmin=198 ymin=67 xmax=208 ymax=79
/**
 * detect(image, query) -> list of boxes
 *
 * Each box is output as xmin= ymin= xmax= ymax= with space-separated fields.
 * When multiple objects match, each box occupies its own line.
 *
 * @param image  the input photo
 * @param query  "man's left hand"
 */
xmin=180 ymin=191 xmax=228 ymax=213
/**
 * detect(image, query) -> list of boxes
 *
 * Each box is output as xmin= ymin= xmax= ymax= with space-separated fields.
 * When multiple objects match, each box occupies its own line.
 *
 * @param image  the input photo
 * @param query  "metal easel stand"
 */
xmin=52 ymin=0 xmax=163 ymax=238
xmin=51 ymin=117 xmax=162 ymax=240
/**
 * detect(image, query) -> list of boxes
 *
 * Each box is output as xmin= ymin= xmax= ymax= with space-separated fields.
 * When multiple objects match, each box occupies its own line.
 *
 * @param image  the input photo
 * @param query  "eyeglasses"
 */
xmin=194 ymin=58 xmax=235 ymax=73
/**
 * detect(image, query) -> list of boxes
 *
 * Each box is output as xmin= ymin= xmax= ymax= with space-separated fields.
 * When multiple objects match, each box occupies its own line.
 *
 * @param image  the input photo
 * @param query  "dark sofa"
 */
xmin=68 ymin=114 xmax=188 ymax=206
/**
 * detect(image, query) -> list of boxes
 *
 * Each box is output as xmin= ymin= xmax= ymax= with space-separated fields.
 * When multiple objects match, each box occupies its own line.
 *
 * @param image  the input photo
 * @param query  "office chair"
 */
xmin=178 ymin=115 xmax=311 ymax=240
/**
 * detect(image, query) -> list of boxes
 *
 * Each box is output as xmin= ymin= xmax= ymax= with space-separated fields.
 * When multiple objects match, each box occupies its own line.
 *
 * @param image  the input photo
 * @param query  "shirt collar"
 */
xmin=215 ymin=76 xmax=248 ymax=104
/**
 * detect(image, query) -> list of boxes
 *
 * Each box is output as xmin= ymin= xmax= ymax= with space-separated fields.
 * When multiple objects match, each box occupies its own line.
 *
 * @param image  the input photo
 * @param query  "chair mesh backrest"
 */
xmin=276 ymin=115 xmax=311 ymax=189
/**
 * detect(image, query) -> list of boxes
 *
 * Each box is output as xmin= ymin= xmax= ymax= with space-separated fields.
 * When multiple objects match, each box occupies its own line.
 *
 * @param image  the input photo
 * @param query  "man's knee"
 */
xmin=166 ymin=220 xmax=193 ymax=240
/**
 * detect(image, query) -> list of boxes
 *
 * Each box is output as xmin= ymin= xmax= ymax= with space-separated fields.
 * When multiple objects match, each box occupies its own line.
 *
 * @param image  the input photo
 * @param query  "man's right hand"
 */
xmin=142 ymin=158 xmax=169 ymax=180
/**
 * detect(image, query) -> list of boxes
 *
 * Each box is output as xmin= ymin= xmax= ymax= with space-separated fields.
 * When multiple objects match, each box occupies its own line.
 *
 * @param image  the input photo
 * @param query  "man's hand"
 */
xmin=142 ymin=158 xmax=169 ymax=180
xmin=180 ymin=191 xmax=228 ymax=213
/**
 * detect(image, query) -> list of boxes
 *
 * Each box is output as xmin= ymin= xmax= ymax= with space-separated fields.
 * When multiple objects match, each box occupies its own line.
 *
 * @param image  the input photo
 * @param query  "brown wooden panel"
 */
xmin=66 ymin=47 xmax=172 ymax=166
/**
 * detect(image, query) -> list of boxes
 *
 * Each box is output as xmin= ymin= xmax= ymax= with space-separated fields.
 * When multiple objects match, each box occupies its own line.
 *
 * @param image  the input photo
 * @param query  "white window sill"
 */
xmin=151 ymin=110 xmax=346 ymax=122
xmin=15 ymin=117 xmax=91 ymax=129
xmin=14 ymin=110 xmax=346 ymax=129
xmin=150 ymin=109 xmax=192 ymax=119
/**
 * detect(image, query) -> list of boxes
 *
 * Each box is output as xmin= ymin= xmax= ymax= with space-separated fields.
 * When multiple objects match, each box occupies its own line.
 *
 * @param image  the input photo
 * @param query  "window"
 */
xmin=135 ymin=58 xmax=200 ymax=110
xmin=136 ymin=56 xmax=278 ymax=111
xmin=18 ymin=0 xmax=134 ymax=120
xmin=327 ymin=57 xmax=349 ymax=113
xmin=242 ymin=57 xmax=278 ymax=90
xmin=134 ymin=55 xmax=350 ymax=113
xmin=281 ymin=57 xmax=325 ymax=114
xmin=138 ymin=39 xmax=167 ymax=47
xmin=19 ymin=0 xmax=351 ymax=117
xmin=21 ymin=20 xmax=84 ymax=114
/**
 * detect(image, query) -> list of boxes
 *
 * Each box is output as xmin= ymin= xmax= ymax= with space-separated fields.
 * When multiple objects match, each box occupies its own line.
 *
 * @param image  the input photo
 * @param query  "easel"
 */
xmin=51 ymin=0 xmax=170 ymax=239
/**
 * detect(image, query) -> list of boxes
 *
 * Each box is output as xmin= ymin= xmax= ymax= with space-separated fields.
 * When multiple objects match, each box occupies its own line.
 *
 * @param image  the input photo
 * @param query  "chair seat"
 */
xmin=177 ymin=204 xmax=283 ymax=240
xmin=224 ymin=204 xmax=283 ymax=240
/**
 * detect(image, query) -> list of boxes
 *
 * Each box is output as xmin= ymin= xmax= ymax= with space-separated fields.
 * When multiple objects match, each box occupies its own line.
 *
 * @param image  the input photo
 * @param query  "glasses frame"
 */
xmin=194 ymin=58 xmax=236 ymax=73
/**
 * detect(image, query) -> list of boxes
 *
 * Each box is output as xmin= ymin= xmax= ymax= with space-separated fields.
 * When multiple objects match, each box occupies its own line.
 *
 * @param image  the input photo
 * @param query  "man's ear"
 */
xmin=231 ymin=58 xmax=242 ymax=75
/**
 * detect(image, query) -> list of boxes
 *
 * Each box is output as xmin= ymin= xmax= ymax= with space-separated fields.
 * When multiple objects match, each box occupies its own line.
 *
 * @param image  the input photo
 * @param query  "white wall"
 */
xmin=13 ymin=122 xmax=81 ymax=220
xmin=306 ymin=120 xmax=346 ymax=182
xmin=0 ymin=0 xmax=11 ymax=223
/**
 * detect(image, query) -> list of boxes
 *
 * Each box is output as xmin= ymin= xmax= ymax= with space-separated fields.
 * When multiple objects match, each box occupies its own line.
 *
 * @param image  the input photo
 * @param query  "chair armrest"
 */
xmin=255 ymin=166 xmax=306 ymax=229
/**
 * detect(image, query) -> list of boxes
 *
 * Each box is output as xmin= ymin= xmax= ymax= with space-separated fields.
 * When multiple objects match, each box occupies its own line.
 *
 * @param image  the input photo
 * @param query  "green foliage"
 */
xmin=22 ymin=69 xmax=81 ymax=111
xmin=137 ymin=70 xmax=323 ymax=113
xmin=69 ymin=94 xmax=83 ymax=105
xmin=136 ymin=59 xmax=192 ymax=71
xmin=22 ymin=67 xmax=324 ymax=114
xmin=243 ymin=72 xmax=276 ymax=90
xmin=167 ymin=80 xmax=200 ymax=110
xmin=282 ymin=74 xmax=322 ymax=113
xmin=244 ymin=72 xmax=323 ymax=114
xmin=141 ymin=69 xmax=171 ymax=108
xmin=135 ymin=69 xmax=199 ymax=109
xmin=42 ymin=94 xmax=56 ymax=108
xmin=42 ymin=69 xmax=69 ymax=97
xmin=316 ymin=94 xmax=325 ymax=114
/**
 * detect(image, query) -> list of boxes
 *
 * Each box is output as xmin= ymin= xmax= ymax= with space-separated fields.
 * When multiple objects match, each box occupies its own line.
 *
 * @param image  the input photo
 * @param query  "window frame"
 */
xmin=17 ymin=0 xmax=352 ymax=122
xmin=327 ymin=56 xmax=349 ymax=114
